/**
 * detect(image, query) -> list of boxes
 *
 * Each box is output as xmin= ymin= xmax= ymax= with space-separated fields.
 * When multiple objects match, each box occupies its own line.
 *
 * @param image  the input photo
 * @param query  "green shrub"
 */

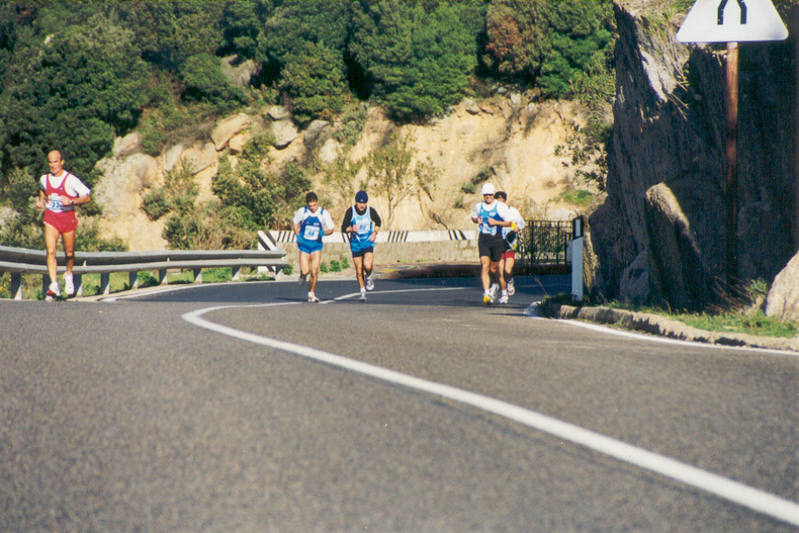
xmin=461 ymin=182 xmax=476 ymax=195
xmin=320 ymin=262 xmax=329 ymax=274
xmin=333 ymin=104 xmax=369 ymax=147
xmin=141 ymin=128 xmax=167 ymax=157
xmin=141 ymin=189 xmax=170 ymax=220
xmin=558 ymin=189 xmax=594 ymax=207
xmin=330 ymin=259 xmax=341 ymax=272
xmin=137 ymin=271 xmax=160 ymax=288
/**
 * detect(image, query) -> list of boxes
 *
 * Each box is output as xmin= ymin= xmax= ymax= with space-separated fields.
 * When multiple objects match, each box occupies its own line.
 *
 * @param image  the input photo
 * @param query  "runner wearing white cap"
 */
xmin=471 ymin=183 xmax=513 ymax=304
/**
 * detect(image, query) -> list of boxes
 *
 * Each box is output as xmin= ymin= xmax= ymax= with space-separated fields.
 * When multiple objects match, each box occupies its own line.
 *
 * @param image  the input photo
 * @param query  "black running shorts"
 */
xmin=478 ymin=232 xmax=505 ymax=262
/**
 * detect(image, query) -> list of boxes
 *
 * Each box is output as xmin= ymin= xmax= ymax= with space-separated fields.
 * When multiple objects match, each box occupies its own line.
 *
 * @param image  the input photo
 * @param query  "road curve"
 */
xmin=1 ymin=275 xmax=797 ymax=532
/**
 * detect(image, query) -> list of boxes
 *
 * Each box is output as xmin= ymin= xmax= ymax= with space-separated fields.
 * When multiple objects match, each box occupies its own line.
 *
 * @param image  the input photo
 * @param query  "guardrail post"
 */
xmin=231 ymin=266 xmax=240 ymax=281
xmin=159 ymin=269 xmax=167 ymax=285
xmin=129 ymin=271 xmax=138 ymax=290
xmin=193 ymin=268 xmax=202 ymax=283
xmin=75 ymin=274 xmax=83 ymax=297
xmin=101 ymin=273 xmax=111 ymax=295
xmin=11 ymin=273 xmax=22 ymax=300
xmin=42 ymin=274 xmax=50 ymax=299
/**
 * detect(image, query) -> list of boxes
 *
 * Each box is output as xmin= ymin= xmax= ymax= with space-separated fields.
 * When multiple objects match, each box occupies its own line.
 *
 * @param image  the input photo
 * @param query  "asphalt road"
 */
xmin=1 ymin=274 xmax=797 ymax=532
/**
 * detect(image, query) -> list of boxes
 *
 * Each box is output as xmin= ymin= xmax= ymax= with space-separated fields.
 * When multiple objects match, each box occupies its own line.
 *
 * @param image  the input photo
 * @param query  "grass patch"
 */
xmin=541 ymin=290 xmax=799 ymax=339
xmin=0 ymin=267 xmax=275 ymax=299
xmin=674 ymin=311 xmax=799 ymax=339
xmin=557 ymin=188 xmax=594 ymax=207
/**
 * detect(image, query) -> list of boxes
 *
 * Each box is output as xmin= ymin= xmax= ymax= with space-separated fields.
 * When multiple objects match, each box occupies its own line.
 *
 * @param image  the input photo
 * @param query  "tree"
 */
xmin=483 ymin=0 xmax=614 ymax=98
xmin=212 ymin=134 xmax=311 ymax=231
xmin=364 ymin=133 xmax=438 ymax=229
xmin=349 ymin=1 xmax=479 ymax=121
xmin=257 ymin=1 xmax=350 ymax=124
xmin=323 ymin=150 xmax=366 ymax=207
xmin=218 ymin=1 xmax=273 ymax=59
xmin=1 ymin=9 xmax=149 ymax=181
xmin=257 ymin=0 xmax=350 ymax=66
xmin=483 ymin=1 xmax=546 ymax=83
xmin=181 ymin=53 xmax=245 ymax=111
xmin=280 ymin=41 xmax=348 ymax=126
xmin=536 ymin=0 xmax=614 ymax=99
xmin=115 ymin=1 xmax=225 ymax=72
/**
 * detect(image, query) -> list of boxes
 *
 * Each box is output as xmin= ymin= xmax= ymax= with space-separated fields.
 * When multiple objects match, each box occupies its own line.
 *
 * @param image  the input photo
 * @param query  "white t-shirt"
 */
xmin=40 ymin=172 xmax=91 ymax=198
xmin=505 ymin=206 xmax=526 ymax=231
xmin=39 ymin=172 xmax=91 ymax=213
xmin=293 ymin=205 xmax=335 ymax=241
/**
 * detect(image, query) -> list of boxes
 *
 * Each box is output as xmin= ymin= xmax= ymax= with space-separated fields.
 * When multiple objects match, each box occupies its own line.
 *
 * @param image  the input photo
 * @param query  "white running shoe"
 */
xmin=489 ymin=283 xmax=499 ymax=300
xmin=64 ymin=274 xmax=74 ymax=297
xmin=366 ymin=274 xmax=374 ymax=291
xmin=483 ymin=291 xmax=493 ymax=305
xmin=359 ymin=289 xmax=367 ymax=302
xmin=308 ymin=292 xmax=319 ymax=303
xmin=499 ymin=292 xmax=509 ymax=304
xmin=299 ymin=273 xmax=307 ymax=285
xmin=507 ymin=278 xmax=515 ymax=296
xmin=46 ymin=282 xmax=61 ymax=301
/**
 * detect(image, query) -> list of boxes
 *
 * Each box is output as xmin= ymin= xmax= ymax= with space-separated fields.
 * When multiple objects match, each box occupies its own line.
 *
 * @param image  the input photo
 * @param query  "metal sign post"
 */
xmin=571 ymin=216 xmax=585 ymax=302
xmin=677 ymin=0 xmax=788 ymax=289
xmin=725 ymin=41 xmax=739 ymax=288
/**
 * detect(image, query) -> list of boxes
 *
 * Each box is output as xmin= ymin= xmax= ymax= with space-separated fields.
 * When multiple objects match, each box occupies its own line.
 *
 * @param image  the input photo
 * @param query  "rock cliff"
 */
xmin=590 ymin=0 xmax=797 ymax=310
xmin=94 ymin=98 xmax=602 ymax=251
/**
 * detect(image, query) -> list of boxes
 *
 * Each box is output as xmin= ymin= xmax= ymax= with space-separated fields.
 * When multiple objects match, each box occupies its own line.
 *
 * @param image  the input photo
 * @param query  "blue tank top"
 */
xmin=299 ymin=207 xmax=326 ymax=243
xmin=349 ymin=207 xmax=374 ymax=252
xmin=478 ymin=202 xmax=503 ymax=236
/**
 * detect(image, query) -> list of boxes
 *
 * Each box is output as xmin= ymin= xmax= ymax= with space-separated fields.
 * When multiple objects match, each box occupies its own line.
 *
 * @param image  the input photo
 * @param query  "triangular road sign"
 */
xmin=677 ymin=0 xmax=789 ymax=42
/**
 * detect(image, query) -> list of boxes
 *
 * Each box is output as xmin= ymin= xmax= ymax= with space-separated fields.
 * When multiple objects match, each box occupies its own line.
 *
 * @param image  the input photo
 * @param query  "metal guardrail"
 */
xmin=0 ymin=244 xmax=288 ymax=300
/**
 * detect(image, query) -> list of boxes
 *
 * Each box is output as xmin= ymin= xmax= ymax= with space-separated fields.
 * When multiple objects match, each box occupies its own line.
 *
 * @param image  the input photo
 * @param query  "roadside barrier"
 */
xmin=0 ymin=244 xmax=288 ymax=300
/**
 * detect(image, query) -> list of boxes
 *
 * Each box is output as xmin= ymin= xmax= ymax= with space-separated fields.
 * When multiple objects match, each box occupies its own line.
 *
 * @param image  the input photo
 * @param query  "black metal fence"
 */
xmin=516 ymin=220 xmax=573 ymax=274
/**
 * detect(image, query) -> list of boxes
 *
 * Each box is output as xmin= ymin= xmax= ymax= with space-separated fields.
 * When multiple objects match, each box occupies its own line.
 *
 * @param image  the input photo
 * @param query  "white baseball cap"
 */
xmin=481 ymin=183 xmax=495 ymax=196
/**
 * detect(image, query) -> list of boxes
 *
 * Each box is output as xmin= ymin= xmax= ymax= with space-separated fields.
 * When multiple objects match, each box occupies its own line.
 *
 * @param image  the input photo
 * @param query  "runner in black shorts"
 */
xmin=471 ymin=183 xmax=514 ymax=305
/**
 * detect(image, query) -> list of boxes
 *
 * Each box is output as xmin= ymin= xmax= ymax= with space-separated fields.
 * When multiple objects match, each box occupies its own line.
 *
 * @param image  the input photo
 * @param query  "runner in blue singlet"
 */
xmin=292 ymin=192 xmax=335 ymax=302
xmin=341 ymin=190 xmax=382 ymax=302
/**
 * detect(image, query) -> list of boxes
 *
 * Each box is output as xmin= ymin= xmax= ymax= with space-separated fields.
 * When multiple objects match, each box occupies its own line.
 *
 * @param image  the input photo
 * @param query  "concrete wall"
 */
xmin=259 ymin=230 xmax=480 ymax=268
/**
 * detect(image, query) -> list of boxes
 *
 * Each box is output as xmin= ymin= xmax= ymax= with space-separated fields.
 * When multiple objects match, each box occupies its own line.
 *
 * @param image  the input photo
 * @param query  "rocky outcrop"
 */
xmin=643 ymin=181 xmax=721 ymax=310
xmin=93 ymin=153 xmax=158 ymax=218
xmin=765 ymin=253 xmax=799 ymax=321
xmin=211 ymin=113 xmax=251 ymax=151
xmin=590 ymin=1 xmax=798 ymax=309
xmin=93 ymin=96 xmax=599 ymax=250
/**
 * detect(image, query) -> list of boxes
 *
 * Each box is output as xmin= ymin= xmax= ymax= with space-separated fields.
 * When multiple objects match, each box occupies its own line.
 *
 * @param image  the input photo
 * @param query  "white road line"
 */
xmin=183 ymin=301 xmax=799 ymax=527
xmin=554 ymin=314 xmax=799 ymax=358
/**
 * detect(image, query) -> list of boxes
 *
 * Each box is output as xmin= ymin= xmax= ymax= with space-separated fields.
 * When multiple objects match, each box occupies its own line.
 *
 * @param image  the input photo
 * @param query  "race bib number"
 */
xmin=355 ymin=220 xmax=370 ymax=236
xmin=47 ymin=194 xmax=64 ymax=212
xmin=303 ymin=226 xmax=320 ymax=241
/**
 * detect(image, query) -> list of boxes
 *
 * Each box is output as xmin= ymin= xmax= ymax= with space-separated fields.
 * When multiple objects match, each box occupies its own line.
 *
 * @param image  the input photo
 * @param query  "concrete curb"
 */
xmin=543 ymin=303 xmax=799 ymax=353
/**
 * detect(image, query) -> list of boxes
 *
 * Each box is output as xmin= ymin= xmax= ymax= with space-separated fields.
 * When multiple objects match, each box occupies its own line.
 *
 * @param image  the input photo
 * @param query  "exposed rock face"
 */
xmin=765 ymin=253 xmax=799 ymax=321
xmin=220 ymin=55 xmax=256 ymax=87
xmin=590 ymin=1 xmax=797 ymax=308
xmin=93 ymin=153 xmax=167 ymax=250
xmin=271 ymin=119 xmax=299 ymax=149
xmin=94 ymin=154 xmax=158 ymax=218
xmin=643 ymin=181 xmax=721 ymax=310
xmin=211 ymin=113 xmax=251 ymax=151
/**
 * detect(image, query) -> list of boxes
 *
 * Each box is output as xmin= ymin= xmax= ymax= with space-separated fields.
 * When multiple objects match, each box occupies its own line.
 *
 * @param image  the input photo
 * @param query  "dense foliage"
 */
xmin=0 ymin=0 xmax=617 ymax=249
